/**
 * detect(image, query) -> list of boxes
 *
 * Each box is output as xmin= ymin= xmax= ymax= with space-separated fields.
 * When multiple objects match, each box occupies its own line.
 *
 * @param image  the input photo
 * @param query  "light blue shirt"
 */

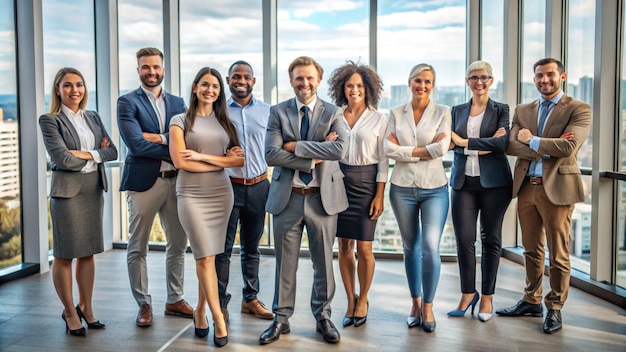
xmin=528 ymin=91 xmax=564 ymax=177
xmin=225 ymin=95 xmax=270 ymax=179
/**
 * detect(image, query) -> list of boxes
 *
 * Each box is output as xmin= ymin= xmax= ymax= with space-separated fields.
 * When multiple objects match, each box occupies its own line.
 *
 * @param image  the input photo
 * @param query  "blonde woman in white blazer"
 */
xmin=384 ymin=63 xmax=451 ymax=333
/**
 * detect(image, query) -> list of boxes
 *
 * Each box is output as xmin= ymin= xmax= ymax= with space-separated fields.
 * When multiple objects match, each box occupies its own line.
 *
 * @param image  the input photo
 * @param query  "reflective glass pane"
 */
xmin=481 ymin=0 xmax=504 ymax=102
xmin=179 ymin=0 xmax=268 ymax=245
xmin=277 ymin=0 xmax=369 ymax=103
xmin=377 ymin=0 xmax=466 ymax=254
xmin=180 ymin=0 xmax=264 ymax=104
xmin=617 ymin=0 xmax=626 ymax=288
xmin=567 ymin=0 xmax=595 ymax=274
xmin=42 ymin=0 xmax=97 ymax=253
xmin=521 ymin=0 xmax=545 ymax=103
xmin=0 ymin=0 xmax=21 ymax=269
xmin=117 ymin=0 xmax=164 ymax=242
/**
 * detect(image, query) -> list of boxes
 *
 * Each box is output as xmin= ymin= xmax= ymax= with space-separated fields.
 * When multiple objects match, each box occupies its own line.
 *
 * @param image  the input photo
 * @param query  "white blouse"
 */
xmin=61 ymin=105 xmax=100 ymax=173
xmin=464 ymin=111 xmax=484 ymax=177
xmin=384 ymin=101 xmax=451 ymax=189
xmin=340 ymin=108 xmax=389 ymax=183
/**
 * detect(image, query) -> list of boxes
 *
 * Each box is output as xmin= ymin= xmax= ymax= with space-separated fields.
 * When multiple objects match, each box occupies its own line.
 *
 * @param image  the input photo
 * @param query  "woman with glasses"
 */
xmin=385 ymin=63 xmax=451 ymax=332
xmin=447 ymin=61 xmax=512 ymax=322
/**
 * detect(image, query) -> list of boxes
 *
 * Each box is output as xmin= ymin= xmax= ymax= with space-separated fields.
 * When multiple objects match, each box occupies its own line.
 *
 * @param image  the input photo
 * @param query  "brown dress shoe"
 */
xmin=241 ymin=299 xmax=274 ymax=320
xmin=136 ymin=303 xmax=152 ymax=327
xmin=221 ymin=308 xmax=229 ymax=323
xmin=165 ymin=299 xmax=193 ymax=318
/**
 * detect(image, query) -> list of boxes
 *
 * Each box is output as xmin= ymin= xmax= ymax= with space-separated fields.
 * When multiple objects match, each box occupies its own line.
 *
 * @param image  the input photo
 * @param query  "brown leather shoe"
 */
xmin=221 ymin=308 xmax=229 ymax=323
xmin=136 ymin=303 xmax=152 ymax=327
xmin=165 ymin=299 xmax=193 ymax=318
xmin=241 ymin=299 xmax=274 ymax=320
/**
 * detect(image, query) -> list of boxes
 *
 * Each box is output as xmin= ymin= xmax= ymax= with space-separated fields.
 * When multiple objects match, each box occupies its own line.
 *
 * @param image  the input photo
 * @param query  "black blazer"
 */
xmin=450 ymin=98 xmax=512 ymax=190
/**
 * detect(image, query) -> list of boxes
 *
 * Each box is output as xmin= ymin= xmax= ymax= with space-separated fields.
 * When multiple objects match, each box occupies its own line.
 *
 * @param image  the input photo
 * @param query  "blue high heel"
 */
xmin=447 ymin=291 xmax=480 ymax=317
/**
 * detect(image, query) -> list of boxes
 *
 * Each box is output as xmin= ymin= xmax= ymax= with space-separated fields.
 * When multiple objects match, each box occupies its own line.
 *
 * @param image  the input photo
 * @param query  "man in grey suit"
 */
xmin=259 ymin=56 xmax=349 ymax=345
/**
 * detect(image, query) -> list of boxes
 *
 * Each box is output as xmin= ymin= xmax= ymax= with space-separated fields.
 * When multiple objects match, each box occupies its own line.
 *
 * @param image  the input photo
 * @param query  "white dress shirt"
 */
xmin=61 ymin=105 xmax=100 ymax=173
xmin=463 ymin=111 xmax=484 ymax=177
xmin=384 ymin=101 xmax=451 ymax=188
xmin=340 ymin=107 xmax=389 ymax=182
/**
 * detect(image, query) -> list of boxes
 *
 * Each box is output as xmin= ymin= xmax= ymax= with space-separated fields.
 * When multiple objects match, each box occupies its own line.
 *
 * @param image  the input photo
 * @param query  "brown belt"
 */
xmin=527 ymin=176 xmax=543 ymax=185
xmin=159 ymin=170 xmax=178 ymax=178
xmin=230 ymin=172 xmax=267 ymax=186
xmin=291 ymin=187 xmax=320 ymax=195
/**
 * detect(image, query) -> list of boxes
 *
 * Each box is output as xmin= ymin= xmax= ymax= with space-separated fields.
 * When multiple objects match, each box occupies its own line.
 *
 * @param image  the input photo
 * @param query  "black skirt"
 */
xmin=337 ymin=163 xmax=378 ymax=241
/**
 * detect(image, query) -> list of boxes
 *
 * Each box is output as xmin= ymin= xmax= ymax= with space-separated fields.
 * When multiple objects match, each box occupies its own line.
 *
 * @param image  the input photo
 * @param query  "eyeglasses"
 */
xmin=468 ymin=75 xmax=492 ymax=83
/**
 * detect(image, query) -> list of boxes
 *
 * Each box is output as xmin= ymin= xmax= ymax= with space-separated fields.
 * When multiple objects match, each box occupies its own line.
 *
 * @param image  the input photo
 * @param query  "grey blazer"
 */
xmin=39 ymin=110 xmax=118 ymax=197
xmin=265 ymin=97 xmax=349 ymax=215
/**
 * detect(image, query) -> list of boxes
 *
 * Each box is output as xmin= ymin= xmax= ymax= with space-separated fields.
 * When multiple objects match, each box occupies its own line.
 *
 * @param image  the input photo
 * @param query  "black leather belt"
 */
xmin=159 ymin=170 xmax=178 ymax=178
xmin=291 ymin=187 xmax=320 ymax=195
xmin=527 ymin=176 xmax=543 ymax=185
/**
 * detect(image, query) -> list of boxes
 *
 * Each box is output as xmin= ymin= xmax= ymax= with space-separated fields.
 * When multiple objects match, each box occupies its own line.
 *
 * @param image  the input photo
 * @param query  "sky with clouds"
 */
xmin=0 ymin=0 xmax=600 ymax=105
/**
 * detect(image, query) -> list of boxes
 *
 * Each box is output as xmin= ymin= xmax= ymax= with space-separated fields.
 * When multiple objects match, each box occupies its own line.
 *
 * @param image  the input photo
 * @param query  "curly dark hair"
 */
xmin=327 ymin=61 xmax=383 ymax=109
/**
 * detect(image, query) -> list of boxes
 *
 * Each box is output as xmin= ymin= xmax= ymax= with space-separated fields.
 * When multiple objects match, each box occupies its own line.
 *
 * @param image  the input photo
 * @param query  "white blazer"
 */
xmin=384 ymin=100 xmax=451 ymax=189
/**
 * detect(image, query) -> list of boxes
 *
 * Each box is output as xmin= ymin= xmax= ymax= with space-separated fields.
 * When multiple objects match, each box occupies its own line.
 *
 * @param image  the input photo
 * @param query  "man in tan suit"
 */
xmin=497 ymin=58 xmax=591 ymax=334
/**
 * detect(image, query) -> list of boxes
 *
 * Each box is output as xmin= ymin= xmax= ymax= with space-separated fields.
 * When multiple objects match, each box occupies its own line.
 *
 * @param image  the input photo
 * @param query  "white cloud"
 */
xmin=377 ymin=6 xmax=465 ymax=29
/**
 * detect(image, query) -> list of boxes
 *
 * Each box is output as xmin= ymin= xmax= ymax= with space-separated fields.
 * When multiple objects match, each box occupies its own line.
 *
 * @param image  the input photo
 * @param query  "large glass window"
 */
xmin=276 ymin=0 xmax=369 ymax=103
xmin=42 ymin=0 xmax=97 ymax=254
xmin=566 ymin=0 xmax=595 ymax=274
xmin=521 ymin=0 xmax=546 ymax=103
xmin=179 ymin=0 xmax=264 ymax=104
xmin=117 ymin=0 xmax=163 ymax=243
xmin=617 ymin=0 xmax=626 ymax=289
xmin=179 ymin=0 xmax=268 ymax=245
xmin=377 ymin=0 xmax=466 ymax=254
xmin=481 ymin=0 xmax=505 ymax=102
xmin=0 ymin=0 xmax=21 ymax=269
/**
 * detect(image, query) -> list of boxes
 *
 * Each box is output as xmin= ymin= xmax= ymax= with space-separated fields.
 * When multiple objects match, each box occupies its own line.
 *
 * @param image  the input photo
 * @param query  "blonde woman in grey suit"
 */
xmin=39 ymin=67 xmax=118 ymax=336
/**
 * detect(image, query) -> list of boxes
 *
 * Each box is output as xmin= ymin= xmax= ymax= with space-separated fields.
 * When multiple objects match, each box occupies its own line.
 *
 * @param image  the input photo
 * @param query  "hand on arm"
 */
xmin=142 ymin=132 xmax=162 ymax=144
xmin=369 ymin=182 xmax=386 ymax=220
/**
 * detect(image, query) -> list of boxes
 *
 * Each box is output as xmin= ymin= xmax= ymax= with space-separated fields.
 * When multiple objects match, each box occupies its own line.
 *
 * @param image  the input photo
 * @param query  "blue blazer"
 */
xmin=450 ymin=98 xmax=512 ymax=190
xmin=117 ymin=87 xmax=186 ymax=192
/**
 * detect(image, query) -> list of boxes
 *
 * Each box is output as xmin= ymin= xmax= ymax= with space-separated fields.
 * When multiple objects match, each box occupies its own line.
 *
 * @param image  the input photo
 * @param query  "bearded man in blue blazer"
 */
xmin=117 ymin=47 xmax=192 ymax=327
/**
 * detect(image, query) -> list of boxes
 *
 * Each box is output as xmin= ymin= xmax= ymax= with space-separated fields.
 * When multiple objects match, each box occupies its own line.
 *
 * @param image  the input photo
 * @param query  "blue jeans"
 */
xmin=390 ymin=184 xmax=449 ymax=303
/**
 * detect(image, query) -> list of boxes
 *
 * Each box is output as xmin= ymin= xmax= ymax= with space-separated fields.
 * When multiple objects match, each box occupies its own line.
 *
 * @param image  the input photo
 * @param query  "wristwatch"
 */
xmin=526 ymin=136 xmax=533 ymax=144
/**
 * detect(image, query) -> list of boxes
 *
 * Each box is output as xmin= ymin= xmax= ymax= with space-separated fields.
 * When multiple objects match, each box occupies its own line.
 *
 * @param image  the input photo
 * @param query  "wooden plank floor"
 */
xmin=0 ymin=249 xmax=624 ymax=351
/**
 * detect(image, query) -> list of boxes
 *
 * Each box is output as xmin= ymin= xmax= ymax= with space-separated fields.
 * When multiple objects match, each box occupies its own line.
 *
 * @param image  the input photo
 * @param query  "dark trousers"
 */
xmin=216 ymin=179 xmax=269 ymax=307
xmin=451 ymin=176 xmax=512 ymax=295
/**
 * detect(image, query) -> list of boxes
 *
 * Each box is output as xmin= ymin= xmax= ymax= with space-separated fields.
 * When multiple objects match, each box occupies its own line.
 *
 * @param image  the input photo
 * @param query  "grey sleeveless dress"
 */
xmin=170 ymin=113 xmax=234 ymax=259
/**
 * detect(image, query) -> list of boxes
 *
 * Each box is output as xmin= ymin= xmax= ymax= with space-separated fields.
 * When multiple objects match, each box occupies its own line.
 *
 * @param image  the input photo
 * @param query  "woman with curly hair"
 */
xmin=327 ymin=61 xmax=388 ymax=328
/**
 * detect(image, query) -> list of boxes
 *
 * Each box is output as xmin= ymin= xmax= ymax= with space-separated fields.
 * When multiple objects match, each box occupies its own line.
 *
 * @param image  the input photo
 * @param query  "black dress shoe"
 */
xmin=543 ymin=309 xmax=562 ymax=334
xmin=259 ymin=321 xmax=290 ymax=345
xmin=316 ymin=319 xmax=340 ymax=344
xmin=496 ymin=300 xmax=543 ymax=317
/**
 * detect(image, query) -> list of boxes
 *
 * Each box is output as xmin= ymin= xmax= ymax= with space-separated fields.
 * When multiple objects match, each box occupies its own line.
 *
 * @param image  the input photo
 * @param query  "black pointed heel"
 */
xmin=193 ymin=311 xmax=209 ymax=338
xmin=62 ymin=311 xmax=86 ymax=336
xmin=213 ymin=323 xmax=228 ymax=347
xmin=76 ymin=305 xmax=106 ymax=329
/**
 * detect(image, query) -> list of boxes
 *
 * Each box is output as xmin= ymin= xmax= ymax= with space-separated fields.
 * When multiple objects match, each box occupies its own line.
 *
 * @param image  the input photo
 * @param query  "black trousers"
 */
xmin=216 ymin=179 xmax=269 ymax=307
xmin=451 ymin=176 xmax=512 ymax=295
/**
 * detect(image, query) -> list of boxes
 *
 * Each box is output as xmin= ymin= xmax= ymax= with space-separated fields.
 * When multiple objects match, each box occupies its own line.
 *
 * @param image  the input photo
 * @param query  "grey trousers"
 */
xmin=126 ymin=177 xmax=188 ymax=306
xmin=271 ymin=192 xmax=337 ymax=323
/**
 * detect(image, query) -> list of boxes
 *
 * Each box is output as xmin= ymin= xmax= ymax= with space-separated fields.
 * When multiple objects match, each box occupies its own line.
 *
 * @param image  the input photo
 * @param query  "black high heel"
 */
xmin=193 ymin=311 xmax=209 ymax=338
xmin=76 ymin=305 xmax=106 ymax=329
xmin=213 ymin=323 xmax=228 ymax=347
xmin=342 ymin=295 xmax=358 ymax=327
xmin=353 ymin=300 xmax=369 ymax=327
xmin=62 ymin=311 xmax=86 ymax=336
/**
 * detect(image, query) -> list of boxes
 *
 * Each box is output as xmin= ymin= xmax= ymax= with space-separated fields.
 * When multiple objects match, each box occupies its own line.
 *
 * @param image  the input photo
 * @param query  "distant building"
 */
xmin=0 ymin=117 xmax=20 ymax=198
xmin=578 ymin=76 xmax=593 ymax=105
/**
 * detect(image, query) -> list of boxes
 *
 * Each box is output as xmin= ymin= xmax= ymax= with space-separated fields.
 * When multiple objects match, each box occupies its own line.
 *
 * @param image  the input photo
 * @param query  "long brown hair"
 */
xmin=49 ymin=67 xmax=88 ymax=113
xmin=185 ymin=67 xmax=239 ymax=148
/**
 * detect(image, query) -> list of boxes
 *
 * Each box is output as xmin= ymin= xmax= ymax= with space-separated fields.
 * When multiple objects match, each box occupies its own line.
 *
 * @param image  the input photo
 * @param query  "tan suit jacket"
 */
xmin=506 ymin=94 xmax=591 ymax=205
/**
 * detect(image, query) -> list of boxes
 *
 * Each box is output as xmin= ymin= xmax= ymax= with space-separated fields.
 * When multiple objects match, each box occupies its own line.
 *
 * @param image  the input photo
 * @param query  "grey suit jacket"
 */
xmin=39 ymin=110 xmax=118 ymax=197
xmin=265 ymin=97 xmax=349 ymax=215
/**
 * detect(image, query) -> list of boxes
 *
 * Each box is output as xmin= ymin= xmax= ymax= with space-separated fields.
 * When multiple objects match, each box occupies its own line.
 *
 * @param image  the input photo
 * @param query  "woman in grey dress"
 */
xmin=170 ymin=67 xmax=243 ymax=347
xmin=39 ymin=67 xmax=117 ymax=336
